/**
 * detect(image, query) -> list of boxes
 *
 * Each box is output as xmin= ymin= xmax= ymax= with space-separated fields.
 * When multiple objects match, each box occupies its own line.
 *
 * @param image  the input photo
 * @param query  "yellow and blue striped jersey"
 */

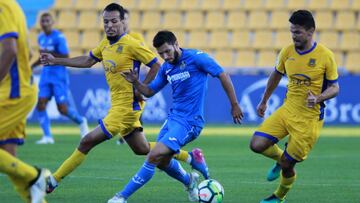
xmin=89 ymin=33 xmax=157 ymax=110
xmin=276 ymin=42 xmax=338 ymax=120
xmin=0 ymin=0 xmax=34 ymax=100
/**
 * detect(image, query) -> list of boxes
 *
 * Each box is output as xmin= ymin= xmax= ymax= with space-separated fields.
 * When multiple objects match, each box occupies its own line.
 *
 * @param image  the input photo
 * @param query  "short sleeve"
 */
xmin=129 ymin=42 xmax=158 ymax=67
xmin=89 ymin=39 xmax=105 ymax=62
xmin=56 ymin=33 xmax=69 ymax=55
xmin=148 ymin=65 xmax=168 ymax=93
xmin=325 ymin=51 xmax=339 ymax=83
xmin=275 ymin=48 xmax=286 ymax=75
xmin=195 ymin=51 xmax=224 ymax=77
xmin=0 ymin=5 xmax=18 ymax=40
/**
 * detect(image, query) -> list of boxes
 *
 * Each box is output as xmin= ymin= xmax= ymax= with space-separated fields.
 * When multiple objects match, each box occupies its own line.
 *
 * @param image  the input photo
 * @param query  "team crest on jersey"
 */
xmin=308 ymin=58 xmax=316 ymax=67
xmin=180 ymin=61 xmax=186 ymax=70
xmin=116 ymin=45 xmax=123 ymax=53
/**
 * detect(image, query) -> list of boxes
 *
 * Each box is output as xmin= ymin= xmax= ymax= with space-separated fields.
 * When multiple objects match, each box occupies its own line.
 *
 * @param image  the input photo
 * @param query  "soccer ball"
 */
xmin=198 ymin=179 xmax=224 ymax=203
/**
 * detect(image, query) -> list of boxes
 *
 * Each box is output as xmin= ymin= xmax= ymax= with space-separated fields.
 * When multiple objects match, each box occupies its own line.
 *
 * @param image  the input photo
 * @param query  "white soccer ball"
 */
xmin=198 ymin=179 xmax=224 ymax=203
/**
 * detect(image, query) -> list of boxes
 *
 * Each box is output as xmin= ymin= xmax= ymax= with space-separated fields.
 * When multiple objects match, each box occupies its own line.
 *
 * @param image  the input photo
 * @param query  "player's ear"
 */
xmin=307 ymin=27 xmax=315 ymax=37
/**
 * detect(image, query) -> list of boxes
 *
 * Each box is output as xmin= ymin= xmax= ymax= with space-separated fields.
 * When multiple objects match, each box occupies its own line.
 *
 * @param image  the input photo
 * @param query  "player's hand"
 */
xmin=121 ymin=69 xmax=138 ymax=84
xmin=40 ymin=52 xmax=55 ymax=65
xmin=306 ymin=90 xmax=318 ymax=108
xmin=134 ymin=89 xmax=145 ymax=102
xmin=231 ymin=103 xmax=244 ymax=124
xmin=256 ymin=101 xmax=267 ymax=118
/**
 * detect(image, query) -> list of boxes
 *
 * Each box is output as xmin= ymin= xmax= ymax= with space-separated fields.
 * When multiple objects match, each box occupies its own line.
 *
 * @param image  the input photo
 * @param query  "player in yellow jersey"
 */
xmin=40 ymin=3 xmax=209 ymax=196
xmin=249 ymin=10 xmax=340 ymax=203
xmin=0 ymin=1 xmax=50 ymax=202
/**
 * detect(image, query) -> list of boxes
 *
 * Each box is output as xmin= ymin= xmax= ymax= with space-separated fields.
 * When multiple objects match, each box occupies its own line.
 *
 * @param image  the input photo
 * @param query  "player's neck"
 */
xmin=296 ymin=40 xmax=315 ymax=53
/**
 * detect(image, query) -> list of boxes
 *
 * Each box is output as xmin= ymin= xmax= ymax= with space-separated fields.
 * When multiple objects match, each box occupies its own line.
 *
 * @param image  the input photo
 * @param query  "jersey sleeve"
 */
xmin=195 ymin=51 xmax=224 ymax=77
xmin=129 ymin=41 xmax=158 ymax=68
xmin=0 ymin=4 xmax=18 ymax=40
xmin=89 ymin=39 xmax=105 ymax=62
xmin=275 ymin=48 xmax=287 ymax=75
xmin=148 ymin=65 xmax=168 ymax=93
xmin=56 ymin=33 xmax=69 ymax=55
xmin=325 ymin=51 xmax=339 ymax=83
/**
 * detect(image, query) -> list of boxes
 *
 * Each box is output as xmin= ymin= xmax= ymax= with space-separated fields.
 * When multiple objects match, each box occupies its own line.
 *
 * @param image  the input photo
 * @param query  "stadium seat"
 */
xmin=184 ymin=11 xmax=204 ymax=30
xmin=78 ymin=11 xmax=99 ymax=30
xmin=315 ymin=11 xmax=334 ymax=30
xmin=200 ymin=0 xmax=222 ymax=11
xmin=318 ymin=31 xmax=339 ymax=50
xmin=57 ymin=11 xmax=77 ymax=29
xmin=243 ymin=0 xmax=265 ymax=11
xmin=235 ymin=50 xmax=256 ymax=67
xmin=173 ymin=30 xmax=186 ymax=46
xmin=63 ymin=30 xmax=81 ymax=49
xmin=205 ymin=11 xmax=225 ymax=30
xmin=140 ymin=11 xmax=162 ymax=31
xmin=29 ymin=29 xmax=38 ymax=49
xmin=208 ymin=31 xmax=230 ymax=49
xmin=340 ymin=31 xmax=360 ymax=51
xmin=188 ymin=31 xmax=208 ymax=49
xmin=74 ymin=0 xmax=96 ymax=11
xmin=257 ymin=50 xmax=277 ymax=68
xmin=335 ymin=12 xmax=356 ymax=30
xmin=223 ymin=0 xmax=243 ymax=11
xmin=180 ymin=0 xmax=201 ymax=11
xmin=158 ymin=0 xmax=180 ymax=11
xmin=95 ymin=0 xmax=121 ymax=11
xmin=231 ymin=31 xmax=251 ymax=49
xmin=274 ymin=30 xmax=292 ymax=49
xmin=329 ymin=0 xmax=351 ymax=11
xmin=144 ymin=30 xmax=158 ymax=47
xmin=308 ymin=0 xmax=329 ymax=11
xmin=80 ymin=31 xmax=102 ymax=50
xmin=264 ymin=0 xmax=286 ymax=10
xmin=128 ymin=11 xmax=141 ymax=30
xmin=162 ymin=11 xmax=183 ymax=30
xmin=345 ymin=52 xmax=360 ymax=73
xmin=226 ymin=11 xmax=247 ymax=30
xmin=286 ymin=0 xmax=307 ymax=11
xmin=270 ymin=11 xmax=290 ymax=30
xmin=53 ymin=0 xmax=74 ymax=11
xmin=69 ymin=47 xmax=85 ymax=58
xmin=137 ymin=0 xmax=159 ymax=11
xmin=333 ymin=51 xmax=344 ymax=68
xmin=252 ymin=30 xmax=274 ymax=50
xmin=248 ymin=11 xmax=269 ymax=29
xmin=214 ymin=50 xmax=234 ymax=67
xmin=351 ymin=0 xmax=360 ymax=11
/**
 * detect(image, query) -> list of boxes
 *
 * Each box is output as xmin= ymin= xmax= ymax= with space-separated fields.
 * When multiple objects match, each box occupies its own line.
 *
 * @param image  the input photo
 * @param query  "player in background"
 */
xmin=0 ymin=1 xmax=50 ymax=202
xmin=40 ymin=4 xmax=209 ymax=196
xmin=108 ymin=30 xmax=243 ymax=203
xmin=32 ymin=12 xmax=89 ymax=144
xmin=249 ymin=10 xmax=339 ymax=203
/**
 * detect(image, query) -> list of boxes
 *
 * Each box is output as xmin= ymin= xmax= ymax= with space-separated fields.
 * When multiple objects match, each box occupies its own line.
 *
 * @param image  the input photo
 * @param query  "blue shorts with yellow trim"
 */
xmin=253 ymin=105 xmax=324 ymax=161
xmin=0 ymin=92 xmax=37 ymax=145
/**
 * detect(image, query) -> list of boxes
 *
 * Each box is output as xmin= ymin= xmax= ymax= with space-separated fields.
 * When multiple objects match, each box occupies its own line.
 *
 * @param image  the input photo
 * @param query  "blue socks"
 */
xmin=66 ymin=108 xmax=83 ymax=124
xmin=163 ymin=159 xmax=190 ymax=186
xmin=38 ymin=110 xmax=52 ymax=138
xmin=119 ymin=162 xmax=156 ymax=199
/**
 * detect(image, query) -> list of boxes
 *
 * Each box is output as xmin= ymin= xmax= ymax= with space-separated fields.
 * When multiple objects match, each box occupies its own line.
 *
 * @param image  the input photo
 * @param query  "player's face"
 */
xmin=156 ymin=42 xmax=180 ymax=64
xmin=40 ymin=15 xmax=53 ymax=34
xmin=290 ymin=24 xmax=313 ymax=50
xmin=103 ymin=10 xmax=124 ymax=40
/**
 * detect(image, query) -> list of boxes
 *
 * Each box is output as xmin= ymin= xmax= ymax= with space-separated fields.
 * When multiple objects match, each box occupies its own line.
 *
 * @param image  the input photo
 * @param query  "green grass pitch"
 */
xmin=1 ymin=125 xmax=359 ymax=203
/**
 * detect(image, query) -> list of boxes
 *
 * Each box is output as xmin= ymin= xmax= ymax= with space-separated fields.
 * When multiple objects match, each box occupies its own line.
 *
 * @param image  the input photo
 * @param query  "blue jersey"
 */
xmin=149 ymin=49 xmax=224 ymax=127
xmin=38 ymin=29 xmax=69 ymax=83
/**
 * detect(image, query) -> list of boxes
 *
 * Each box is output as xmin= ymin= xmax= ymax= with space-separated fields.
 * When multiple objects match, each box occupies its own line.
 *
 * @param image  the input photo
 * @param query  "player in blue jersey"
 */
xmin=32 ymin=13 xmax=89 ymax=144
xmin=108 ymin=30 xmax=243 ymax=203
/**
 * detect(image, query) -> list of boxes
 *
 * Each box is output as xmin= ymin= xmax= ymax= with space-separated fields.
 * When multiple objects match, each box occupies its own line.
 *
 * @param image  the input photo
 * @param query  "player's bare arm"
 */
xmin=142 ymin=61 xmax=161 ymax=84
xmin=307 ymin=83 xmax=340 ymax=108
xmin=218 ymin=72 xmax=243 ymax=124
xmin=257 ymin=70 xmax=283 ymax=117
xmin=0 ymin=38 xmax=17 ymax=82
xmin=121 ymin=70 xmax=155 ymax=97
xmin=40 ymin=53 xmax=97 ymax=68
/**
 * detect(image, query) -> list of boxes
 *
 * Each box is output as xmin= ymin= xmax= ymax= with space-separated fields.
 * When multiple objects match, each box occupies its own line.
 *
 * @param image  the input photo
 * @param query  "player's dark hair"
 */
xmin=40 ymin=12 xmax=53 ymax=19
xmin=153 ymin=30 xmax=177 ymax=48
xmin=289 ymin=10 xmax=315 ymax=30
xmin=103 ymin=3 xmax=125 ymax=20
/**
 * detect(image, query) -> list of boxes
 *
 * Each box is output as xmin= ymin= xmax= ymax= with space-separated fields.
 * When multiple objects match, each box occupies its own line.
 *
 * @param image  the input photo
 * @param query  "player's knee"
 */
xmin=147 ymin=151 xmax=162 ymax=164
xmin=249 ymin=141 xmax=265 ymax=153
xmin=133 ymin=145 xmax=149 ymax=155
xmin=57 ymin=105 xmax=68 ymax=115
xmin=37 ymin=103 xmax=46 ymax=111
xmin=78 ymin=136 xmax=94 ymax=153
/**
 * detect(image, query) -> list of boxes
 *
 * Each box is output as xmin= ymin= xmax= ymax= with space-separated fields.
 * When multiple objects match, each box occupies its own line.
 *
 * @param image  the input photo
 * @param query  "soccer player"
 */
xmin=249 ymin=10 xmax=340 ymax=203
xmin=40 ymin=3 xmax=209 ymax=195
xmin=0 ymin=1 xmax=50 ymax=202
xmin=107 ymin=30 xmax=243 ymax=203
xmin=32 ymin=12 xmax=89 ymax=144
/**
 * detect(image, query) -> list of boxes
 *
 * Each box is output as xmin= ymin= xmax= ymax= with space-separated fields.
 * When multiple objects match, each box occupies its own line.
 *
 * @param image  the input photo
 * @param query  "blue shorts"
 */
xmin=38 ymin=80 xmax=69 ymax=104
xmin=157 ymin=117 xmax=202 ymax=153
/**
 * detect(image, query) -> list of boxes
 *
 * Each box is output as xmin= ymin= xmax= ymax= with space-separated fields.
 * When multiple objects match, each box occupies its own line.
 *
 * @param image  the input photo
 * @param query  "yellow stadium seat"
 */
xmin=95 ymin=0 xmax=120 ymax=11
xmin=253 ymin=30 xmax=274 ymax=50
xmin=248 ymin=11 xmax=269 ymax=29
xmin=270 ymin=11 xmax=290 ymax=30
xmin=29 ymin=30 xmax=39 ymax=49
xmin=329 ymin=0 xmax=351 ymax=11
xmin=227 ymin=11 xmax=247 ymax=30
xmin=184 ymin=11 xmax=204 ymax=30
xmin=180 ymin=0 xmax=201 ymax=11
xmin=57 ymin=11 xmax=77 ymax=29
xmin=274 ymin=30 xmax=292 ymax=49
xmin=318 ymin=31 xmax=339 ymax=50
xmin=345 ymin=52 xmax=360 ymax=73
xmin=231 ymin=31 xmax=251 ymax=49
xmin=80 ymin=31 xmax=102 ymax=50
xmin=200 ymin=0 xmax=222 ymax=11
xmin=315 ymin=11 xmax=334 ymax=30
xmin=158 ymin=0 xmax=179 ymax=11
xmin=308 ymin=0 xmax=329 ymax=11
xmin=138 ymin=0 xmax=159 ymax=11
xmin=243 ymin=0 xmax=265 ymax=10
xmin=63 ymin=30 xmax=80 ymax=49
xmin=335 ymin=11 xmax=356 ymax=30
xmin=173 ymin=30 xmax=186 ymax=46
xmin=340 ymin=31 xmax=360 ymax=51
xmin=188 ymin=31 xmax=208 ymax=49
xmin=162 ymin=11 xmax=183 ymax=30
xmin=128 ymin=11 xmax=141 ymax=30
xmin=223 ymin=0 xmax=243 ymax=11
xmin=69 ymin=48 xmax=85 ymax=58
xmin=286 ymin=0 xmax=307 ymax=10
xmin=333 ymin=51 xmax=344 ymax=68
xmin=257 ymin=50 xmax=277 ymax=68
xmin=235 ymin=50 xmax=256 ymax=67
xmin=145 ymin=30 xmax=158 ymax=47
xmin=205 ymin=11 xmax=225 ymax=30
xmin=208 ymin=31 xmax=230 ymax=49
xmin=214 ymin=50 xmax=234 ymax=67
xmin=351 ymin=0 xmax=360 ymax=11
xmin=264 ymin=0 xmax=286 ymax=10
xmin=78 ymin=11 xmax=99 ymax=30
xmin=74 ymin=0 xmax=96 ymax=11
xmin=53 ymin=0 xmax=75 ymax=10
xmin=140 ymin=11 xmax=161 ymax=30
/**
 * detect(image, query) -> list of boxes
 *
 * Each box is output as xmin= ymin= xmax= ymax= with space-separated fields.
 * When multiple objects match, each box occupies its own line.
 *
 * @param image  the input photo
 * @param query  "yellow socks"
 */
xmin=8 ymin=175 xmax=31 ymax=202
xmin=149 ymin=142 xmax=190 ymax=163
xmin=0 ymin=149 xmax=37 ymax=183
xmin=53 ymin=149 xmax=86 ymax=182
xmin=262 ymin=144 xmax=283 ymax=163
xmin=274 ymin=174 xmax=296 ymax=200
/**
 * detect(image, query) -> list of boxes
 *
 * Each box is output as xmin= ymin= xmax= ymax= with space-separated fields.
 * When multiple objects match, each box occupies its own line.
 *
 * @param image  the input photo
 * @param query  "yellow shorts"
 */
xmin=98 ymin=101 xmax=144 ymax=138
xmin=254 ymin=106 xmax=324 ymax=161
xmin=0 ymin=92 xmax=37 ymax=145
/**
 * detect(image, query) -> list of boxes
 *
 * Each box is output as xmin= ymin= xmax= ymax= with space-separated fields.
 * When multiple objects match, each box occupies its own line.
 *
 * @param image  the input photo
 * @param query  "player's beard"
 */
xmin=106 ymin=35 xmax=120 ymax=42
xmin=170 ymin=49 xmax=180 ymax=64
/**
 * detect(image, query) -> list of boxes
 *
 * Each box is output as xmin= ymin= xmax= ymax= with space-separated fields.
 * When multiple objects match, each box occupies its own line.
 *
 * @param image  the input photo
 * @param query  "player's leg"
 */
xmin=36 ymin=94 xmax=54 ymax=144
xmin=123 ymin=128 xmax=150 ymax=155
